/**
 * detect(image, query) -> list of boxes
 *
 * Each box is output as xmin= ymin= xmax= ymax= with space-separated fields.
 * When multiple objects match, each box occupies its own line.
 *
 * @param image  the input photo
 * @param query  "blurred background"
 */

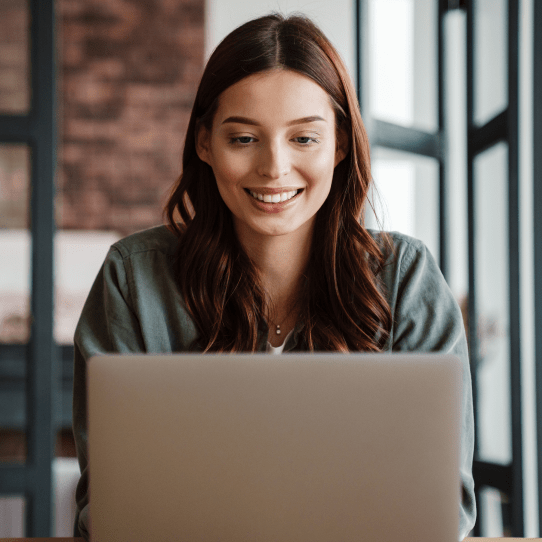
xmin=0 ymin=0 xmax=540 ymax=538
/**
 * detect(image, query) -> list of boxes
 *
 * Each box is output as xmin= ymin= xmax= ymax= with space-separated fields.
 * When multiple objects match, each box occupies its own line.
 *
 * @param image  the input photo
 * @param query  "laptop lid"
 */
xmin=88 ymin=353 xmax=461 ymax=542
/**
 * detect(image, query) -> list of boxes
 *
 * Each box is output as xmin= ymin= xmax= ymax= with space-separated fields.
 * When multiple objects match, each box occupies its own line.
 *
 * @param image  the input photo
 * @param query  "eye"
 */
xmin=293 ymin=136 xmax=319 ymax=145
xmin=229 ymin=136 xmax=256 ymax=145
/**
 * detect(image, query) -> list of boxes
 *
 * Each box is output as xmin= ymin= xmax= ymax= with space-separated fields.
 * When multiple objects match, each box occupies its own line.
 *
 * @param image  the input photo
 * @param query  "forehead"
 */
xmin=213 ymin=69 xmax=335 ymax=125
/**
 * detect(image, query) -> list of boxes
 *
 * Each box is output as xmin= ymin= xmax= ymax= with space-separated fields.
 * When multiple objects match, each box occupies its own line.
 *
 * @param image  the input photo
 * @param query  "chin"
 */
xmin=244 ymin=221 xmax=298 ymax=237
xmin=255 ymin=227 xmax=295 ymax=237
xmin=234 ymin=214 xmax=311 ymax=241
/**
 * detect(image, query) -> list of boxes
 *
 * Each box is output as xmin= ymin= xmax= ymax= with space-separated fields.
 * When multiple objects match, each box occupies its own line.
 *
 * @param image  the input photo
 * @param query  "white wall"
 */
xmin=204 ymin=0 xmax=356 ymax=79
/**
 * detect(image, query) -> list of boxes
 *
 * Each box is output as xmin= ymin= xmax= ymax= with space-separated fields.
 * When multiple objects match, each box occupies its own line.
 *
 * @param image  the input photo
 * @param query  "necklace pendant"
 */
xmin=276 ymin=324 xmax=281 ymax=335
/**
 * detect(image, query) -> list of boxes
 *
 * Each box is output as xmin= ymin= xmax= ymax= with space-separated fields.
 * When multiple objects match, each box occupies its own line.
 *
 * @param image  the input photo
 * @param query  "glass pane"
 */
xmin=367 ymin=148 xmax=440 ymax=262
xmin=369 ymin=0 xmax=438 ymax=131
xmin=54 ymin=231 xmax=120 ymax=344
xmin=54 ymin=0 xmax=204 ymax=343
xmin=0 ymin=0 xmax=30 ymax=114
xmin=53 ymin=457 xmax=80 ymax=536
xmin=474 ymin=142 xmax=511 ymax=464
xmin=444 ymin=9 xmax=468 ymax=310
xmin=479 ymin=487 xmax=512 ymax=537
xmin=474 ymin=0 xmax=508 ymax=126
xmin=0 ymin=144 xmax=31 ymax=343
xmin=0 ymin=496 xmax=25 ymax=536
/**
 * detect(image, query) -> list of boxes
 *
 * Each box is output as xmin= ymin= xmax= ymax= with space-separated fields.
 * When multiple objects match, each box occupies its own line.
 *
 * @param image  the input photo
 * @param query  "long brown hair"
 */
xmin=165 ymin=13 xmax=392 ymax=352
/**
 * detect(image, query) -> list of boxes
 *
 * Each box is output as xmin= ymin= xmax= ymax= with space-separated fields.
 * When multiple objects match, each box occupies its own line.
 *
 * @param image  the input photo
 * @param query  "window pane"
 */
xmin=0 ymin=144 xmax=31 ymax=344
xmin=474 ymin=142 xmax=511 ymax=464
xmin=54 ymin=231 xmax=119 ymax=344
xmin=54 ymin=0 xmax=204 ymax=344
xmin=53 ymin=456 xmax=80 ymax=536
xmin=367 ymin=148 xmax=440 ymax=263
xmin=0 ymin=496 xmax=25 ymax=536
xmin=479 ymin=487 xmax=512 ymax=537
xmin=474 ymin=0 xmax=508 ymax=126
xmin=0 ymin=0 xmax=30 ymax=114
xmin=369 ymin=0 xmax=438 ymax=131
xmin=444 ymin=9 xmax=468 ymax=309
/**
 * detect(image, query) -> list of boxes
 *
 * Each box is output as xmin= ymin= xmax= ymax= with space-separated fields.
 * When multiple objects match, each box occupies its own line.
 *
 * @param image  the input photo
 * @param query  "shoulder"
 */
xmin=367 ymin=229 xmax=447 ymax=309
xmin=367 ymin=230 xmax=465 ymax=354
xmin=367 ymin=228 xmax=432 ymax=274
xmin=97 ymin=225 xmax=180 ymax=295
xmin=109 ymin=224 xmax=179 ymax=260
xmin=367 ymin=228 xmax=427 ymax=253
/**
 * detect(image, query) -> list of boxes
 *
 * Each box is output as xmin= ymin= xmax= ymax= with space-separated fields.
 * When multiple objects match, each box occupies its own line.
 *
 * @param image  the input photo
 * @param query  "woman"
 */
xmin=73 ymin=13 xmax=476 ymax=539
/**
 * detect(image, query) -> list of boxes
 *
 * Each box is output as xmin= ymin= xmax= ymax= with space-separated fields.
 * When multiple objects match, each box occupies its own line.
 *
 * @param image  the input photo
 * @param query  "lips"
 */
xmin=243 ymin=187 xmax=303 ymax=214
xmin=247 ymin=189 xmax=301 ymax=203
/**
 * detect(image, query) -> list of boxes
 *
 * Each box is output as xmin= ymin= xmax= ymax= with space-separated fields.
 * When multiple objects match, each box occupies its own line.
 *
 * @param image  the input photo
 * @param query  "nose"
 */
xmin=256 ymin=141 xmax=291 ymax=179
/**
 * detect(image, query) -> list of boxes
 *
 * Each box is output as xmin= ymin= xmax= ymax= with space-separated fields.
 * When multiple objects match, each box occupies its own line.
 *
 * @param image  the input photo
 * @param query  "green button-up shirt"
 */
xmin=72 ymin=225 xmax=476 ymax=540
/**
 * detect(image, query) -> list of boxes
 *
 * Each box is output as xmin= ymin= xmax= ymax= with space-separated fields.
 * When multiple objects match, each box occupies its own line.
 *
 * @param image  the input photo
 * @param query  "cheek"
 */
xmin=212 ymin=151 xmax=252 ymax=187
xmin=304 ymin=150 xmax=336 ymax=190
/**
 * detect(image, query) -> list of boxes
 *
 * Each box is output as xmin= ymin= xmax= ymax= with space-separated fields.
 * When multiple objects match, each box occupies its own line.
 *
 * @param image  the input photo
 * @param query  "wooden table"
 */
xmin=0 ymin=538 xmax=540 ymax=541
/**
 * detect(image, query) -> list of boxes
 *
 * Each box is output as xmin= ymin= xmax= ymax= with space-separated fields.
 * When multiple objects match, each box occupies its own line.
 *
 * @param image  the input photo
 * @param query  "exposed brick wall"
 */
xmin=0 ymin=0 xmax=29 ymax=115
xmin=0 ymin=1 xmax=30 ymax=229
xmin=57 ymin=0 xmax=204 ymax=235
xmin=0 ymin=0 xmax=204 ymax=235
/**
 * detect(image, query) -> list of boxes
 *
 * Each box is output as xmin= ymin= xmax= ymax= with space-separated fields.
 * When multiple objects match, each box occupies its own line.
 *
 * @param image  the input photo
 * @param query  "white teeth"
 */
xmin=248 ymin=189 xmax=299 ymax=203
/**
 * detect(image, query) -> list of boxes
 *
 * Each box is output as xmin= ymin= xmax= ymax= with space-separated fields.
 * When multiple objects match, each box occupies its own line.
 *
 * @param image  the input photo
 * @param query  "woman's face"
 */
xmin=196 ymin=69 xmax=347 ymax=243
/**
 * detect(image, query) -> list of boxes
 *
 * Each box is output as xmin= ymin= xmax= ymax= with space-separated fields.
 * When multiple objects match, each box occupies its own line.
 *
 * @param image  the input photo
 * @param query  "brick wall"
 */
xmin=0 ymin=0 xmax=29 ymax=115
xmin=0 ymin=1 xmax=30 ymax=230
xmin=0 ymin=0 xmax=204 ymax=235
xmin=57 ymin=0 xmax=204 ymax=235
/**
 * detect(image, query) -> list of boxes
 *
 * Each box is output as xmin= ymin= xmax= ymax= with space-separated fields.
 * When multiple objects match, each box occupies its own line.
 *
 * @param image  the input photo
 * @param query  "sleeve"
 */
xmin=72 ymin=247 xmax=146 ymax=540
xmin=391 ymin=240 xmax=476 ymax=540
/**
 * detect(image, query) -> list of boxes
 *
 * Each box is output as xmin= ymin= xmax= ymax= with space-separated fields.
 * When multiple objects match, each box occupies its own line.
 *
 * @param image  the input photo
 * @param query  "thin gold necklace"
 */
xmin=268 ymin=302 xmax=298 ymax=336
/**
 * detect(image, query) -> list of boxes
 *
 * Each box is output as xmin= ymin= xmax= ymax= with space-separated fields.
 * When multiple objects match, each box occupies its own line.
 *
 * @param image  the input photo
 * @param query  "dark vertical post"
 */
xmin=438 ymin=0 xmax=448 ymax=279
xmin=465 ymin=0 xmax=480 ymax=534
xmin=466 ymin=0 xmax=478 ymax=448
xmin=355 ymin=0 xmax=362 ymax=105
xmin=507 ymin=0 xmax=523 ymax=536
xmin=26 ymin=0 xmax=57 ymax=535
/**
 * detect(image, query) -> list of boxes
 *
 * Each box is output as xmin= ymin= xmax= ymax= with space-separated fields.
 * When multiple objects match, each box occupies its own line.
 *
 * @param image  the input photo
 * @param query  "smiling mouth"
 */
xmin=245 ymin=188 xmax=303 ymax=203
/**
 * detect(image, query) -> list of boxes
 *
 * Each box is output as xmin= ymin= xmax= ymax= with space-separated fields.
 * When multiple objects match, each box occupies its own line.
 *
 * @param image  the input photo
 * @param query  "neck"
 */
xmin=235 ymin=222 xmax=313 ymax=318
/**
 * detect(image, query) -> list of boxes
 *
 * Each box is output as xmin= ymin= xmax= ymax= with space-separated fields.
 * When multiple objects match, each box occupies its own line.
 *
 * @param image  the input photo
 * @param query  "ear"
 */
xmin=334 ymin=128 xmax=349 ymax=167
xmin=196 ymin=124 xmax=212 ymax=166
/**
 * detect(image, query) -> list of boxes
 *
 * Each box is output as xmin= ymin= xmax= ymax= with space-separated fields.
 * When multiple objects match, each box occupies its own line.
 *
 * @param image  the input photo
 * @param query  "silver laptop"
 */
xmin=88 ymin=353 xmax=461 ymax=542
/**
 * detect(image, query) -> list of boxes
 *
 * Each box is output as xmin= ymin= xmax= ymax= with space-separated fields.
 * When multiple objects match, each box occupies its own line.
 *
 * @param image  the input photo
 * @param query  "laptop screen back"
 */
xmin=88 ymin=353 xmax=461 ymax=542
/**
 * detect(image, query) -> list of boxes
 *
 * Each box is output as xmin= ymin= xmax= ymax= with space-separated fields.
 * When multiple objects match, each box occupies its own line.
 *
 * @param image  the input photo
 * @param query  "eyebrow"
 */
xmin=221 ymin=115 xmax=327 ymax=127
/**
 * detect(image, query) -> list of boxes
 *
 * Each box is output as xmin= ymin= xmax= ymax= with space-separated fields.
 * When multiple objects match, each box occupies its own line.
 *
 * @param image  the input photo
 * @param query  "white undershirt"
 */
xmin=266 ymin=328 xmax=295 ymax=354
